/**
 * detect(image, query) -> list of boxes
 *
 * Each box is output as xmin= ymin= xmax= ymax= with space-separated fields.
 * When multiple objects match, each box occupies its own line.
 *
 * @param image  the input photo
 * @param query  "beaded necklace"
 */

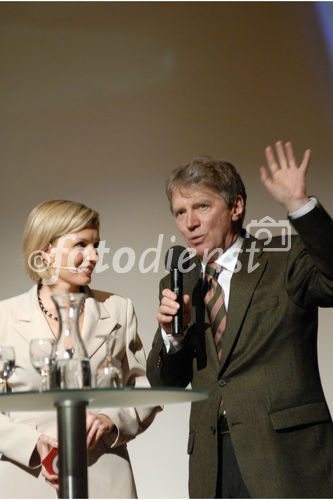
xmin=37 ymin=284 xmax=85 ymax=321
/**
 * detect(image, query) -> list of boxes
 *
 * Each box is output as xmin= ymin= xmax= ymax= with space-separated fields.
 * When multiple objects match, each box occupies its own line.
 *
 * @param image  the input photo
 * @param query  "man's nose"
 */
xmin=186 ymin=212 xmax=200 ymax=230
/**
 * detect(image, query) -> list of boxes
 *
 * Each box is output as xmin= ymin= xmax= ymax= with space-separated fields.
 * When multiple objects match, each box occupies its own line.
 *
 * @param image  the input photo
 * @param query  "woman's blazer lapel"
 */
xmin=82 ymin=290 xmax=120 ymax=359
xmin=12 ymin=286 xmax=54 ymax=344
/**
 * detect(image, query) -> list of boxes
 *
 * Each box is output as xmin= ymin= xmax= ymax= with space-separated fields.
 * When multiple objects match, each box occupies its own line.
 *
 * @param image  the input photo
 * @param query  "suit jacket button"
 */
xmin=218 ymin=378 xmax=227 ymax=386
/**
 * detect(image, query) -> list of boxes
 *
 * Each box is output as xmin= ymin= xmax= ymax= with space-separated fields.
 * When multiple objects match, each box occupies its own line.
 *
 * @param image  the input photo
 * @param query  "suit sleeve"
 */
xmin=146 ymin=278 xmax=194 ymax=389
xmin=99 ymin=298 xmax=161 ymax=448
xmin=0 ymin=298 xmax=43 ymax=468
xmin=0 ymin=413 xmax=41 ymax=467
xmin=287 ymin=202 xmax=333 ymax=308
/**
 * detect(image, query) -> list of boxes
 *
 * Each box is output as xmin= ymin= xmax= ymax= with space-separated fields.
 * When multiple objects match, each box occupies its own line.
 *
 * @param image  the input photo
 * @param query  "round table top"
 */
xmin=0 ymin=386 xmax=208 ymax=411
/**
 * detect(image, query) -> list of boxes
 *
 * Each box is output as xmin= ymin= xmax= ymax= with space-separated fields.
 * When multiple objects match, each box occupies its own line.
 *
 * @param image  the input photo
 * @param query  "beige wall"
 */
xmin=1 ymin=2 xmax=332 ymax=497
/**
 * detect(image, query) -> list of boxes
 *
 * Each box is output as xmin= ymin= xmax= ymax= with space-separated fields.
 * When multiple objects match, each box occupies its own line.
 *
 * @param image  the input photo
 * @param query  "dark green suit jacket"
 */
xmin=147 ymin=204 xmax=333 ymax=498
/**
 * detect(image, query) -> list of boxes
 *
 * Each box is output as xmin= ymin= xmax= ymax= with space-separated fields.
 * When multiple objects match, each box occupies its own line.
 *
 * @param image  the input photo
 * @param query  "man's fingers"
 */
xmin=265 ymin=146 xmax=279 ymax=174
xmin=300 ymin=148 xmax=311 ymax=173
xmin=275 ymin=140 xmax=288 ymax=169
xmin=183 ymin=294 xmax=191 ymax=306
xmin=161 ymin=289 xmax=177 ymax=300
xmin=156 ymin=312 xmax=173 ymax=329
xmin=260 ymin=166 xmax=273 ymax=187
xmin=160 ymin=297 xmax=180 ymax=312
xmin=284 ymin=141 xmax=297 ymax=168
xmin=158 ymin=290 xmax=190 ymax=331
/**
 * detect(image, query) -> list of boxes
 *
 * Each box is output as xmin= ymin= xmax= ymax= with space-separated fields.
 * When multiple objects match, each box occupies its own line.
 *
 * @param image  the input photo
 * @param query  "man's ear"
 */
xmin=231 ymin=195 xmax=244 ymax=222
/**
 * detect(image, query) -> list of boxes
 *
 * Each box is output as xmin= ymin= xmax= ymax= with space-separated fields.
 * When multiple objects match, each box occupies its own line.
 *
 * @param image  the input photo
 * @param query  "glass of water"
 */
xmin=0 ymin=346 xmax=15 ymax=393
xmin=95 ymin=332 xmax=123 ymax=388
xmin=29 ymin=339 xmax=54 ymax=391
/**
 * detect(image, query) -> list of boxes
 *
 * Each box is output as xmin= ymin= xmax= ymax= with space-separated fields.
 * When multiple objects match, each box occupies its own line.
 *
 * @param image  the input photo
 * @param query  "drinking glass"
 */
xmin=29 ymin=338 xmax=54 ymax=391
xmin=95 ymin=332 xmax=123 ymax=388
xmin=0 ymin=346 xmax=15 ymax=393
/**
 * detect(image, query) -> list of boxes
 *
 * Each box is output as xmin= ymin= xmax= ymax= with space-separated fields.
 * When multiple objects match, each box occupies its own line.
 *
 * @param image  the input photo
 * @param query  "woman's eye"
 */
xmin=75 ymin=241 xmax=86 ymax=248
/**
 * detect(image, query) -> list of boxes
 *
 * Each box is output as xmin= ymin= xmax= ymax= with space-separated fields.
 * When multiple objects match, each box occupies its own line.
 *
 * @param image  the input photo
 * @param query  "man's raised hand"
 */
xmin=260 ymin=140 xmax=311 ymax=213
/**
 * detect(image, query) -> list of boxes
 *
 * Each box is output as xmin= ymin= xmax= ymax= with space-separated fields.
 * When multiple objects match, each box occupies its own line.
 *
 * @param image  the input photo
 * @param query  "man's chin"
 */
xmin=190 ymin=246 xmax=223 ymax=263
xmin=188 ymin=245 xmax=210 ymax=262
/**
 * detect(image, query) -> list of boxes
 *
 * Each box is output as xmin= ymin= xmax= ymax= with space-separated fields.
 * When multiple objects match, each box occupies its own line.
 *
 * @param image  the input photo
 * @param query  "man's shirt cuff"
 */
xmin=161 ymin=328 xmax=185 ymax=354
xmin=288 ymin=196 xmax=317 ymax=219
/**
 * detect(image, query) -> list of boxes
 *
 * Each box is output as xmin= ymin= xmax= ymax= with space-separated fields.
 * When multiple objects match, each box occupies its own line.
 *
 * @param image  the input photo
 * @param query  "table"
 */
xmin=0 ymin=387 xmax=208 ymax=498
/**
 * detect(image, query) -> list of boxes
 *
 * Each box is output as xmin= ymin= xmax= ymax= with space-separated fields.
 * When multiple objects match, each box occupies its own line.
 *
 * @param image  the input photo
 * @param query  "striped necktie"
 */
xmin=204 ymin=262 xmax=227 ymax=360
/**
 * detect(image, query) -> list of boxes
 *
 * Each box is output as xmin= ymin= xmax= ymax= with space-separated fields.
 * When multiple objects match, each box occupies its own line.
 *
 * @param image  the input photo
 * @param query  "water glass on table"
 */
xmin=29 ymin=338 xmax=54 ymax=391
xmin=0 ymin=346 xmax=15 ymax=393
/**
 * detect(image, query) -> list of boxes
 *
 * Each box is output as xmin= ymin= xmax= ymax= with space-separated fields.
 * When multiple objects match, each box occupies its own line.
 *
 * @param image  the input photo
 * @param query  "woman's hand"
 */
xmin=36 ymin=433 xmax=59 ymax=490
xmin=86 ymin=411 xmax=115 ymax=450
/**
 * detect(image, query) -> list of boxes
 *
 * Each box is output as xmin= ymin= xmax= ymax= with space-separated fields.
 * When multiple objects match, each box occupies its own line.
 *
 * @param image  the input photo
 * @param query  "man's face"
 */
xmin=171 ymin=184 xmax=243 ymax=261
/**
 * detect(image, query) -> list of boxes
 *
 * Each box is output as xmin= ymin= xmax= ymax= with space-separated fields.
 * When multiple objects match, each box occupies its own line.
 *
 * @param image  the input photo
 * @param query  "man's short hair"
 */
xmin=166 ymin=156 xmax=247 ymax=227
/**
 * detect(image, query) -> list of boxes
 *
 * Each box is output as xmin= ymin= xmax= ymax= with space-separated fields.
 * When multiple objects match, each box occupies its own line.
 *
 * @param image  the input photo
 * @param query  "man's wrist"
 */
xmin=288 ymin=196 xmax=317 ymax=219
xmin=161 ymin=326 xmax=188 ymax=354
xmin=285 ymin=197 xmax=310 ymax=214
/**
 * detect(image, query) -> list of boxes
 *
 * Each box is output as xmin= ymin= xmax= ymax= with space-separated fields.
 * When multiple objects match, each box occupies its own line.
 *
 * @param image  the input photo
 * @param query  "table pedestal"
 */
xmin=56 ymin=400 xmax=88 ymax=498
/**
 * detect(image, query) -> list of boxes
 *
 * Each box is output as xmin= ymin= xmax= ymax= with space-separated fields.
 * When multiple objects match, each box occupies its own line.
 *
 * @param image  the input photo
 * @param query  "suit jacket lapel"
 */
xmin=219 ymin=235 xmax=266 ymax=372
xmin=13 ymin=286 xmax=54 ymax=343
xmin=82 ymin=292 xmax=119 ymax=359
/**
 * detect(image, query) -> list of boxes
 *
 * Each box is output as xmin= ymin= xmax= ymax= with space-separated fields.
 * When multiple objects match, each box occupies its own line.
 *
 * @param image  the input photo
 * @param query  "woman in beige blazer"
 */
xmin=0 ymin=199 xmax=160 ymax=498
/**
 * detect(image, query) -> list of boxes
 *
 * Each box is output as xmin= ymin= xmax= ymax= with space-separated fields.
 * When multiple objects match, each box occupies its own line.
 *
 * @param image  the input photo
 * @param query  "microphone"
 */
xmin=52 ymin=265 xmax=79 ymax=273
xmin=165 ymin=246 xmax=191 ymax=337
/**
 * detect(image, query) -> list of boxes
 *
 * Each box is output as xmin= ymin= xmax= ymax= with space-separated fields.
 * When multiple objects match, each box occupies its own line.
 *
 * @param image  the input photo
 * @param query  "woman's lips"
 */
xmin=77 ymin=266 xmax=93 ymax=275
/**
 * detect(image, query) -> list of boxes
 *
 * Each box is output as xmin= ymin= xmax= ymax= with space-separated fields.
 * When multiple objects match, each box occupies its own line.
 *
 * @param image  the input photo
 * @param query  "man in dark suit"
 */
xmin=147 ymin=141 xmax=333 ymax=498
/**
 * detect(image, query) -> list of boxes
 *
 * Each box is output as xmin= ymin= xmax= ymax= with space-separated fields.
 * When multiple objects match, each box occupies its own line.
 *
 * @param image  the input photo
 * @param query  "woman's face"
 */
xmin=45 ymin=227 xmax=100 ymax=290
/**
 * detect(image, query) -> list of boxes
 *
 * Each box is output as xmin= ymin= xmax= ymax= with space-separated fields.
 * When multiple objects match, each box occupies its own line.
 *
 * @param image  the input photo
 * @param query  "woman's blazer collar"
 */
xmin=13 ymin=285 xmax=119 ymax=358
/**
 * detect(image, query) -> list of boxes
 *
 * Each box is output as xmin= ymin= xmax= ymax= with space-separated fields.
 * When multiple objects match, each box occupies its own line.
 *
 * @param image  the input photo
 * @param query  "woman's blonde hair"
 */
xmin=22 ymin=199 xmax=99 ymax=282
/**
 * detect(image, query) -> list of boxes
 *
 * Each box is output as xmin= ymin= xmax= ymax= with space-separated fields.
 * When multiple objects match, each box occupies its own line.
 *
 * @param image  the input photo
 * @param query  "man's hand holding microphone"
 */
xmin=157 ymin=246 xmax=192 ymax=338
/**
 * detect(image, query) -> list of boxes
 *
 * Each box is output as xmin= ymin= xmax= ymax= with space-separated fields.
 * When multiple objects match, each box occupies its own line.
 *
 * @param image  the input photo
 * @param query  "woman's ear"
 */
xmin=40 ymin=243 xmax=54 ymax=266
xmin=231 ymin=195 xmax=244 ymax=222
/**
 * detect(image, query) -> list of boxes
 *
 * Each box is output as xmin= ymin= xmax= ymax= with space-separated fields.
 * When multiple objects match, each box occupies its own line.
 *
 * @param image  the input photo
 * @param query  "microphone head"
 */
xmin=165 ymin=246 xmax=191 ymax=272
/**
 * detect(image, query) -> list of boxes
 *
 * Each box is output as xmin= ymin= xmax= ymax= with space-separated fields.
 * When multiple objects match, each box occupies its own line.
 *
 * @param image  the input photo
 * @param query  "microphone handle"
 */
xmin=171 ymin=268 xmax=184 ymax=337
